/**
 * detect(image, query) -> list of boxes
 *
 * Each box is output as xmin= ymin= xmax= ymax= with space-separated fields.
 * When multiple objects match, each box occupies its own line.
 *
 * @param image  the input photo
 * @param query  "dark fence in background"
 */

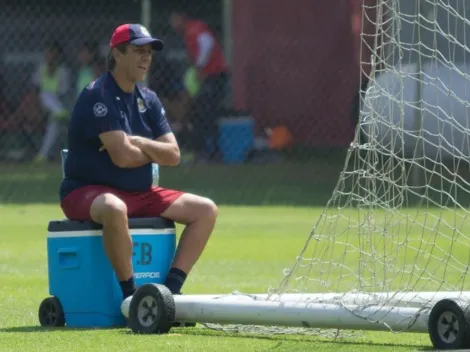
xmin=0 ymin=0 xmax=376 ymax=207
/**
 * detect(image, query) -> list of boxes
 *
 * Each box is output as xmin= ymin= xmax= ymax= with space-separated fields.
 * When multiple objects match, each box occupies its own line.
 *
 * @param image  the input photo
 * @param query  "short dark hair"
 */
xmin=82 ymin=41 xmax=99 ymax=63
xmin=170 ymin=9 xmax=192 ymax=22
xmin=107 ymin=43 xmax=128 ymax=71
xmin=83 ymin=41 xmax=98 ymax=54
xmin=47 ymin=40 xmax=63 ymax=55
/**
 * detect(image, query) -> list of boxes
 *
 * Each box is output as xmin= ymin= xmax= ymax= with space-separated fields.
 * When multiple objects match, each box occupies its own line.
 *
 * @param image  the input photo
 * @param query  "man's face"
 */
xmin=117 ymin=44 xmax=153 ymax=82
xmin=45 ymin=48 xmax=58 ymax=66
xmin=170 ymin=13 xmax=184 ymax=33
xmin=78 ymin=47 xmax=93 ymax=66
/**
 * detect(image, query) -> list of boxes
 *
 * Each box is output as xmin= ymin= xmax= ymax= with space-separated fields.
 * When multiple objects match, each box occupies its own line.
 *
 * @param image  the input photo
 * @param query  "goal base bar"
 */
xmin=121 ymin=291 xmax=470 ymax=333
xmin=169 ymin=291 xmax=470 ymax=308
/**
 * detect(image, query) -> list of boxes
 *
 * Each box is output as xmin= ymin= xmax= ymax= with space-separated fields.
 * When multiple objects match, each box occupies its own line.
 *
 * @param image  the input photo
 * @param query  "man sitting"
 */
xmin=60 ymin=24 xmax=218 ymax=304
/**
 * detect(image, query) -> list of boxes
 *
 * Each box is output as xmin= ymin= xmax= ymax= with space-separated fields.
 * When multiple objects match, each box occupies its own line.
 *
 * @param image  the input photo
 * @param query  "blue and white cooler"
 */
xmin=39 ymin=217 xmax=176 ymax=328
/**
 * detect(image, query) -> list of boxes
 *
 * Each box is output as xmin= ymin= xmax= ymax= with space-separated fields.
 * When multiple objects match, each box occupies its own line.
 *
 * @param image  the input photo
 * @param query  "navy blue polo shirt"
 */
xmin=59 ymin=72 xmax=172 ymax=201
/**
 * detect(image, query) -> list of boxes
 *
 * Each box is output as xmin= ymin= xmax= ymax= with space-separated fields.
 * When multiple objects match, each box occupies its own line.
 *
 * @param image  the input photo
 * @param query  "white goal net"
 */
xmin=278 ymin=0 xmax=470 ymax=331
xmin=204 ymin=0 xmax=470 ymax=339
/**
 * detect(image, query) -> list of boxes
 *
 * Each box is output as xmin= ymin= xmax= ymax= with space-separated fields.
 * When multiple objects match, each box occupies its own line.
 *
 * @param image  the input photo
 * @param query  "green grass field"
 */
xmin=0 ymin=160 xmax=456 ymax=351
xmin=0 ymin=204 xmax=435 ymax=352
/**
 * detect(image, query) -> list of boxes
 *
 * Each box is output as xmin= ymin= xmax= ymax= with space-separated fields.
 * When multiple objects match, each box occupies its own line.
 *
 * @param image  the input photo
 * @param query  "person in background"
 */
xmin=93 ymin=56 xmax=106 ymax=79
xmin=76 ymin=41 xmax=100 ymax=98
xmin=32 ymin=40 xmax=71 ymax=163
xmin=169 ymin=11 xmax=230 ymax=162
xmin=0 ymin=71 xmax=47 ymax=161
xmin=0 ymin=74 xmax=10 ymax=124
xmin=148 ymin=56 xmax=194 ymax=157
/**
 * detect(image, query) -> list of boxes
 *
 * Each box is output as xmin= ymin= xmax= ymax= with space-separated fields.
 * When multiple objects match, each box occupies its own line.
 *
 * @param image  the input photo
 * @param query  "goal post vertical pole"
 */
xmin=141 ymin=0 xmax=151 ymax=86
xmin=412 ymin=0 xmax=425 ymax=201
xmin=222 ymin=0 xmax=233 ymax=107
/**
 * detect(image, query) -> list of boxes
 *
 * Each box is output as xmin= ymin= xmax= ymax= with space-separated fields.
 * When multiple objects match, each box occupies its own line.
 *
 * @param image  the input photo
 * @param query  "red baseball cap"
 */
xmin=110 ymin=24 xmax=164 ymax=51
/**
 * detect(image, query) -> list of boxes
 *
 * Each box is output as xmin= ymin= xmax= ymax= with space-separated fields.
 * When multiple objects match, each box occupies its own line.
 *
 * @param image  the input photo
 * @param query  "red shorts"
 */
xmin=60 ymin=185 xmax=185 ymax=221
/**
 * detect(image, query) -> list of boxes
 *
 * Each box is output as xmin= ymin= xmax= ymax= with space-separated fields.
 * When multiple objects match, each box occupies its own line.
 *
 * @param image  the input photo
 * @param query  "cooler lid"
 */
xmin=48 ymin=217 xmax=175 ymax=232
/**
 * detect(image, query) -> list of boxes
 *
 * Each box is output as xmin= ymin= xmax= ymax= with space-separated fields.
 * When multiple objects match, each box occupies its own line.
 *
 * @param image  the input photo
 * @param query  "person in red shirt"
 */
xmin=170 ymin=11 xmax=229 ymax=162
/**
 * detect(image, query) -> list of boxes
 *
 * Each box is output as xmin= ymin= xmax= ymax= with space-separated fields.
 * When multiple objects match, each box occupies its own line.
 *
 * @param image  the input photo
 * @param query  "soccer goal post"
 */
xmin=122 ymin=0 xmax=470 ymax=350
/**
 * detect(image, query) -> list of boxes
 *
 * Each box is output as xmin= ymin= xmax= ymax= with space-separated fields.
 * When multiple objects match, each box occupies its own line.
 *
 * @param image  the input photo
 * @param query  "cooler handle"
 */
xmin=57 ymin=248 xmax=80 ymax=269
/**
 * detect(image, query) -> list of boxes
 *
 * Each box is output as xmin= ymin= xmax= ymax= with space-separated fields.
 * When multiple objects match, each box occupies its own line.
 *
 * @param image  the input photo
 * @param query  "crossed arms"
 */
xmin=99 ymin=130 xmax=180 ymax=168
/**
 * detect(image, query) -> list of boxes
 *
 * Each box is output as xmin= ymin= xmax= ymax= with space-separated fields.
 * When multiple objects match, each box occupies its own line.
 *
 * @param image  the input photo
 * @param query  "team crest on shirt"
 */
xmin=93 ymin=102 xmax=108 ymax=117
xmin=137 ymin=98 xmax=147 ymax=113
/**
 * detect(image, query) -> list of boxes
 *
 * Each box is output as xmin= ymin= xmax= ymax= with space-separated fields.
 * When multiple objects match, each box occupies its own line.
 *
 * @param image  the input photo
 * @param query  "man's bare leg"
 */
xmin=160 ymin=193 xmax=218 ymax=294
xmin=90 ymin=193 xmax=135 ymax=299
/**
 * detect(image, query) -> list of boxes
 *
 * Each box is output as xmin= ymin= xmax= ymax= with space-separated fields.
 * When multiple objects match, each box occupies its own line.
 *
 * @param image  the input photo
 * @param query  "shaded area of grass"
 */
xmin=3 ymin=145 xmax=470 ymax=211
xmin=0 ymin=149 xmax=347 ymax=206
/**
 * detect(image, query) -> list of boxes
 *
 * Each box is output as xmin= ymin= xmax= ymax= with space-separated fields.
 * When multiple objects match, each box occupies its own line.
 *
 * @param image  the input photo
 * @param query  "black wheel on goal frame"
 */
xmin=38 ymin=296 xmax=66 ymax=327
xmin=128 ymin=283 xmax=175 ymax=334
xmin=428 ymin=298 xmax=470 ymax=350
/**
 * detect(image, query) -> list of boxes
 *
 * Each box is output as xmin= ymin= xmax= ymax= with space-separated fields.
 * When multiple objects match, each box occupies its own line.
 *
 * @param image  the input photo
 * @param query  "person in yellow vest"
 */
xmin=32 ymin=41 xmax=71 ymax=163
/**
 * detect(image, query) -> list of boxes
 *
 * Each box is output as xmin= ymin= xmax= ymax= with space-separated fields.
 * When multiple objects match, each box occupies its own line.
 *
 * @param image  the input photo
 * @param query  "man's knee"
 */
xmin=90 ymin=193 xmax=128 ymax=224
xmin=197 ymin=197 xmax=218 ymax=221
xmin=162 ymin=193 xmax=218 ymax=224
xmin=182 ymin=195 xmax=218 ymax=222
